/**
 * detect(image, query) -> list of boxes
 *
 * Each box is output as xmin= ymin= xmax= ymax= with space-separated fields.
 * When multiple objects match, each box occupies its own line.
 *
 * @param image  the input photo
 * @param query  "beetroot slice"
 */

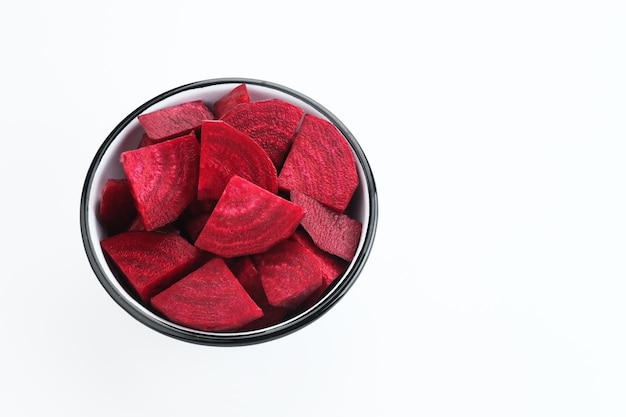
xmin=98 ymin=178 xmax=137 ymax=235
xmin=195 ymin=175 xmax=305 ymax=258
xmin=138 ymin=100 xmax=213 ymax=143
xmin=227 ymin=256 xmax=268 ymax=308
xmin=137 ymin=133 xmax=153 ymax=148
xmin=121 ymin=132 xmax=200 ymax=231
xmin=213 ymin=84 xmax=250 ymax=119
xmin=101 ymin=231 xmax=201 ymax=303
xmin=177 ymin=199 xmax=217 ymax=243
xmin=178 ymin=213 xmax=209 ymax=243
xmin=180 ymin=198 xmax=218 ymax=218
xmin=290 ymin=228 xmax=349 ymax=311
xmin=290 ymin=191 xmax=362 ymax=262
xmin=150 ymin=257 xmax=263 ymax=332
xmin=239 ymin=308 xmax=288 ymax=331
xmin=254 ymin=240 xmax=323 ymax=309
xmin=127 ymin=217 xmax=180 ymax=235
xmin=278 ymin=114 xmax=358 ymax=213
xmin=290 ymin=228 xmax=348 ymax=289
xmin=127 ymin=217 xmax=146 ymax=231
xmin=228 ymin=256 xmax=289 ymax=330
xmin=221 ymin=99 xmax=304 ymax=169
xmin=198 ymin=120 xmax=277 ymax=201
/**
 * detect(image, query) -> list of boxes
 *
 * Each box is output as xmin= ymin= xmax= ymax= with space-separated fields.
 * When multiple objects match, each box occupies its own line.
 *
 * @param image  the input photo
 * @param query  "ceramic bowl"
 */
xmin=80 ymin=78 xmax=378 ymax=346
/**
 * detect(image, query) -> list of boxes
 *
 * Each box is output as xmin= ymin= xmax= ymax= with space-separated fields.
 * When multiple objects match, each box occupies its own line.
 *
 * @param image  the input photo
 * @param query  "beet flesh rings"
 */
xmin=278 ymin=114 xmax=359 ymax=213
xmin=195 ymin=175 xmax=304 ymax=258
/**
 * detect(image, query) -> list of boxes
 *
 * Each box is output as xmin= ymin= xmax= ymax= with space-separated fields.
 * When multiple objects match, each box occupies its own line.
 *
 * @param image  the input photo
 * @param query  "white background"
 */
xmin=2 ymin=1 xmax=626 ymax=416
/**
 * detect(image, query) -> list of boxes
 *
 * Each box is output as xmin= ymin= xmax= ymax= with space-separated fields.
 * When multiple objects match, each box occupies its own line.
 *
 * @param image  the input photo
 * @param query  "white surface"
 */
xmin=2 ymin=1 xmax=626 ymax=416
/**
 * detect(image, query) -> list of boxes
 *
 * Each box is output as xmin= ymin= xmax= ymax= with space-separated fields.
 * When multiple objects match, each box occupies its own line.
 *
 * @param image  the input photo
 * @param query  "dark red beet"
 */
xmin=121 ymin=132 xmax=200 ymax=231
xmin=228 ymin=256 xmax=289 ymax=329
xmin=138 ymin=100 xmax=213 ymax=143
xmin=98 ymin=178 xmax=137 ymax=235
xmin=290 ymin=228 xmax=348 ymax=289
xmin=177 ymin=199 xmax=217 ymax=243
xmin=227 ymin=256 xmax=268 ymax=307
xmin=126 ymin=217 xmax=145 ymax=231
xmin=221 ymin=99 xmax=304 ymax=169
xmin=290 ymin=228 xmax=349 ymax=311
xmin=101 ymin=231 xmax=202 ymax=303
xmin=255 ymin=240 xmax=323 ymax=309
xmin=126 ymin=217 xmax=180 ymax=235
xmin=178 ymin=213 xmax=211 ymax=243
xmin=239 ymin=307 xmax=288 ymax=331
xmin=290 ymin=190 xmax=362 ymax=262
xmin=137 ymin=133 xmax=153 ymax=148
xmin=195 ymin=175 xmax=305 ymax=258
xmin=278 ymin=114 xmax=358 ymax=213
xmin=198 ymin=120 xmax=277 ymax=201
xmin=150 ymin=257 xmax=263 ymax=332
xmin=213 ymin=84 xmax=250 ymax=119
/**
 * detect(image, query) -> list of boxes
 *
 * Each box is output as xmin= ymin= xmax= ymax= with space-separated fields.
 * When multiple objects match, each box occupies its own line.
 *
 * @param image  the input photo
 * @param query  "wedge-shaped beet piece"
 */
xmin=195 ymin=175 xmax=305 ymax=257
xmin=278 ymin=114 xmax=358 ymax=213
xmin=121 ymin=132 xmax=200 ymax=231
xmin=151 ymin=257 xmax=263 ymax=332
xmin=255 ymin=240 xmax=323 ymax=309
xmin=99 ymin=178 xmax=137 ymax=235
xmin=227 ymin=256 xmax=268 ymax=307
xmin=240 ymin=308 xmax=288 ymax=331
xmin=221 ymin=99 xmax=304 ymax=168
xmin=101 ymin=231 xmax=201 ymax=303
xmin=177 ymin=199 xmax=217 ymax=243
xmin=291 ymin=228 xmax=350 ymax=311
xmin=127 ymin=217 xmax=180 ymax=235
xmin=198 ymin=120 xmax=277 ymax=201
xmin=213 ymin=84 xmax=250 ymax=119
xmin=138 ymin=100 xmax=213 ymax=143
xmin=228 ymin=256 xmax=289 ymax=330
xmin=179 ymin=213 xmax=211 ymax=243
xmin=137 ymin=133 xmax=153 ymax=148
xmin=291 ymin=228 xmax=348 ymax=290
xmin=291 ymin=191 xmax=362 ymax=262
xmin=180 ymin=198 xmax=218 ymax=218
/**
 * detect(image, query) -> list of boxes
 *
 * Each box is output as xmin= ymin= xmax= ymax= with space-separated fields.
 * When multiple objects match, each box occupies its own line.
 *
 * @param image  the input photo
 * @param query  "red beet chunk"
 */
xmin=151 ymin=257 xmax=263 ymax=332
xmin=126 ymin=217 xmax=145 ymax=231
xmin=121 ymin=132 xmax=200 ymax=231
xmin=290 ymin=191 xmax=362 ymax=261
xmin=240 ymin=307 xmax=288 ymax=331
xmin=127 ymin=217 xmax=180 ymax=235
xmin=98 ymin=178 xmax=137 ymax=235
xmin=228 ymin=256 xmax=289 ymax=329
xmin=291 ymin=228 xmax=348 ymax=289
xmin=278 ymin=114 xmax=358 ymax=213
xmin=291 ymin=228 xmax=349 ymax=311
xmin=255 ymin=240 xmax=323 ymax=309
xmin=179 ymin=213 xmax=211 ymax=243
xmin=101 ymin=231 xmax=201 ymax=303
xmin=195 ymin=175 xmax=305 ymax=258
xmin=177 ymin=199 xmax=217 ymax=243
xmin=198 ymin=120 xmax=277 ymax=201
xmin=227 ymin=256 xmax=268 ymax=307
xmin=221 ymin=99 xmax=304 ymax=169
xmin=137 ymin=133 xmax=153 ymax=148
xmin=213 ymin=84 xmax=250 ymax=119
xmin=138 ymin=100 xmax=213 ymax=143
xmin=181 ymin=198 xmax=218 ymax=218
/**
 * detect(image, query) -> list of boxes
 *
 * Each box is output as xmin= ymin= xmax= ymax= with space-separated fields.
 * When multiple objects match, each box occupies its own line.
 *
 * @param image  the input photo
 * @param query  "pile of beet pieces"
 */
xmin=98 ymin=84 xmax=363 ymax=332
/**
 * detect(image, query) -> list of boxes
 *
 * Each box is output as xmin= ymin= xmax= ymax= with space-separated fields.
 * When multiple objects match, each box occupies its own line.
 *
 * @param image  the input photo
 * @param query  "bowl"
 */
xmin=80 ymin=78 xmax=378 ymax=346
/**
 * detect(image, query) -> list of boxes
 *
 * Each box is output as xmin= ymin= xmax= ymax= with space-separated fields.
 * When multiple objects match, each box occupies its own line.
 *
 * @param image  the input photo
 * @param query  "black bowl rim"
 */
xmin=80 ymin=77 xmax=378 ymax=347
